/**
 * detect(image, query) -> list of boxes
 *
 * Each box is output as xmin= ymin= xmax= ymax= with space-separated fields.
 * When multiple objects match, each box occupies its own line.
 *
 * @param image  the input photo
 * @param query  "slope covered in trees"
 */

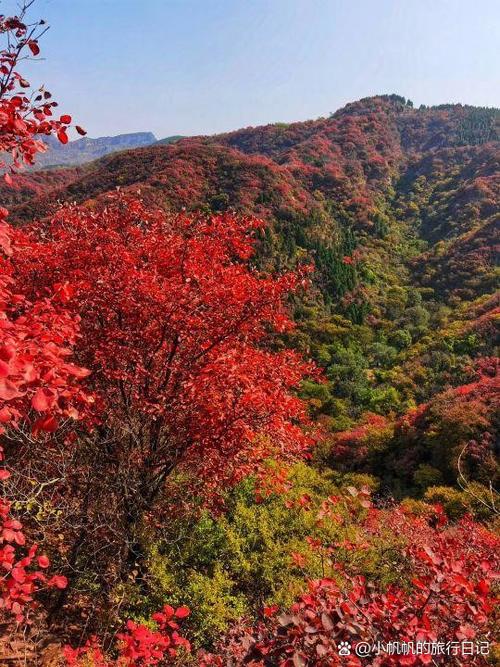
xmin=0 ymin=5 xmax=498 ymax=665
xmin=3 ymin=94 xmax=498 ymax=428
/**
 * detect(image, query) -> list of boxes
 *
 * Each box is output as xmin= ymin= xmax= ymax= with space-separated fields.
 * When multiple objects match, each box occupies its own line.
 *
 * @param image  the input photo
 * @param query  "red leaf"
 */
xmin=162 ymin=604 xmax=175 ymax=619
xmin=0 ymin=379 xmax=23 ymax=400
xmin=32 ymin=388 xmax=55 ymax=411
xmin=175 ymin=606 xmax=190 ymax=618
xmin=263 ymin=604 xmax=279 ymax=617
xmin=37 ymin=555 xmax=50 ymax=569
xmin=28 ymin=40 xmax=40 ymax=56
xmin=49 ymin=575 xmax=68 ymax=589
xmin=11 ymin=567 xmax=25 ymax=583
xmin=57 ymin=129 xmax=69 ymax=144
xmin=34 ymin=415 xmax=59 ymax=433
xmin=321 ymin=612 xmax=334 ymax=631
xmin=75 ymin=125 xmax=87 ymax=136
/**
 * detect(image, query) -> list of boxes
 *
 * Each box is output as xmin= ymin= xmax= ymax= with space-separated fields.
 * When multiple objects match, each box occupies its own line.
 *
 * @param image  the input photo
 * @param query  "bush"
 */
xmin=140 ymin=465 xmax=347 ymax=647
xmin=413 ymin=464 xmax=443 ymax=489
xmin=424 ymin=485 xmax=469 ymax=519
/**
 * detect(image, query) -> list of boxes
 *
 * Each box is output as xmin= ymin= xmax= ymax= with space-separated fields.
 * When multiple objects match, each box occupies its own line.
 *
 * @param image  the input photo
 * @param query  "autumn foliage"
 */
xmin=64 ymin=605 xmax=191 ymax=666
xmin=0 ymin=211 xmax=84 ymax=620
xmin=15 ymin=196 xmax=314 ymax=494
xmin=0 ymin=3 xmax=498 ymax=666
xmin=201 ymin=508 xmax=499 ymax=666
xmin=0 ymin=4 xmax=91 ymax=624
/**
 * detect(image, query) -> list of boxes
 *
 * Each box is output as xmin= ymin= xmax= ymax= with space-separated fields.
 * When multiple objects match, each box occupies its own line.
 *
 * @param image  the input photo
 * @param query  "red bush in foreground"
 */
xmin=201 ymin=512 xmax=499 ymax=666
xmin=0 ymin=212 xmax=87 ymax=620
xmin=0 ymin=4 xmax=89 ymax=622
xmin=64 ymin=605 xmax=191 ymax=666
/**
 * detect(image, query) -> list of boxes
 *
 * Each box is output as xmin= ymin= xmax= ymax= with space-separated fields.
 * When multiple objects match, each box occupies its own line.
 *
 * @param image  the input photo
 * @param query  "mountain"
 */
xmin=4 ymin=93 xmax=499 ymax=653
xmin=4 ymin=96 xmax=499 ymax=491
xmin=7 ymin=96 xmax=497 ymax=303
xmin=33 ymin=131 xmax=159 ymax=168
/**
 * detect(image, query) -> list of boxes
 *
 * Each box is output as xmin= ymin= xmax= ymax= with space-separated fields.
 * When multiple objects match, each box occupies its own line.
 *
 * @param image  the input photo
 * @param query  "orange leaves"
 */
xmin=291 ymin=551 xmax=307 ymax=568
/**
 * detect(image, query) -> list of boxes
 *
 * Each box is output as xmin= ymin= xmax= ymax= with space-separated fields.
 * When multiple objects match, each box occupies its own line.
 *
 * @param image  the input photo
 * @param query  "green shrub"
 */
xmin=424 ymin=486 xmax=469 ymax=519
xmin=140 ymin=464 xmax=346 ymax=647
xmin=413 ymin=464 xmax=443 ymax=490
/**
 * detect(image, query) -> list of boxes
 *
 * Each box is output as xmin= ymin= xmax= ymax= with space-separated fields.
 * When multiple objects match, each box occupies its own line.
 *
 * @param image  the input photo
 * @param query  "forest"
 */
xmin=0 ymin=3 xmax=498 ymax=666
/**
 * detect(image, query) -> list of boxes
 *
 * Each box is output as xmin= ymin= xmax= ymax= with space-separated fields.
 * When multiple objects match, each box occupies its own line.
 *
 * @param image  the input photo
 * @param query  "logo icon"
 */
xmin=338 ymin=641 xmax=351 ymax=656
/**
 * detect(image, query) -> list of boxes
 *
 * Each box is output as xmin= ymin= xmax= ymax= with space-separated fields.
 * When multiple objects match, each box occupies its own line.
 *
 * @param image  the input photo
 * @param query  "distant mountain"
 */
xmin=34 ymin=131 xmax=159 ymax=169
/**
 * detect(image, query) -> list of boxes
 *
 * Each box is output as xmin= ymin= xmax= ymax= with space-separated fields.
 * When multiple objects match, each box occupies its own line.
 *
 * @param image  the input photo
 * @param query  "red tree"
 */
xmin=16 ymin=195 xmax=314 ymax=497
xmin=0 ymin=208 xmax=90 ymax=620
xmin=0 ymin=3 xmax=84 ymax=180
xmin=11 ymin=194 xmax=315 ymax=600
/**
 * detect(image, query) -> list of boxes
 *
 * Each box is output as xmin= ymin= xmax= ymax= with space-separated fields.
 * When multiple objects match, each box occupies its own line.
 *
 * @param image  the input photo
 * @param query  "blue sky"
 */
xmin=6 ymin=0 xmax=500 ymax=139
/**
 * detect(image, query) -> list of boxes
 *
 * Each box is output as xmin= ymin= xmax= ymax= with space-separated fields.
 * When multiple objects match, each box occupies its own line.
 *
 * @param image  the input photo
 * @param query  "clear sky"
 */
xmin=6 ymin=0 xmax=500 ymax=139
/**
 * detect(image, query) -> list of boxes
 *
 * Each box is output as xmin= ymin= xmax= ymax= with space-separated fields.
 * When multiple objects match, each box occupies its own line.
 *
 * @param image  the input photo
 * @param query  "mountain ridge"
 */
xmin=4 ymin=97 xmax=498 ymax=318
xmin=32 ymin=130 xmax=179 ymax=169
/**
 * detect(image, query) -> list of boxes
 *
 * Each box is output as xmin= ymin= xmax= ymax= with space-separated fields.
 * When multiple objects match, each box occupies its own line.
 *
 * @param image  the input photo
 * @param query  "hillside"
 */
xmin=4 ymin=95 xmax=498 ymax=489
xmin=1 ymin=0 xmax=499 ymax=656
xmin=5 ymin=95 xmax=498 ymax=306
xmin=2 ymin=90 xmax=499 ymax=660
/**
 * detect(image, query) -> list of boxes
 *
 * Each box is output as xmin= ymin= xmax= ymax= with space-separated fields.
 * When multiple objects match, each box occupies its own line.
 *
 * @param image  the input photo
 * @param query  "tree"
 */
xmin=0 ymin=2 xmax=84 ymax=179
xmin=0 ymin=208 xmax=92 ymax=620
xmin=13 ymin=193 xmax=315 ymax=603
